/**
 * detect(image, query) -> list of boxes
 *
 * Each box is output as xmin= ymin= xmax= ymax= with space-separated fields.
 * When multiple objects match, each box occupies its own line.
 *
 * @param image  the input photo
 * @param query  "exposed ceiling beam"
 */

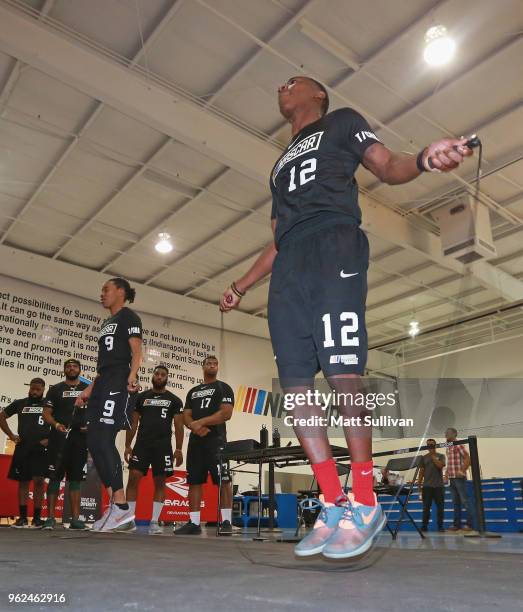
xmin=205 ymin=0 xmax=318 ymax=107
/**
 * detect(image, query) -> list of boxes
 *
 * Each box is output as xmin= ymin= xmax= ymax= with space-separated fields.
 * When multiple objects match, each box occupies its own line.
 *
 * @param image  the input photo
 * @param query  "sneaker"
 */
xmin=148 ymin=520 xmax=163 ymax=535
xmin=174 ymin=521 xmax=202 ymax=535
xmin=31 ymin=517 xmax=45 ymax=529
xmin=98 ymin=506 xmax=136 ymax=533
xmin=112 ymin=519 xmax=136 ymax=533
xmin=42 ymin=518 xmax=57 ymax=530
xmin=219 ymin=520 xmax=233 ymax=535
xmin=322 ymin=494 xmax=387 ymax=560
xmin=438 ymin=528 xmax=446 ymax=532
xmin=11 ymin=517 xmax=28 ymax=528
xmin=447 ymin=526 xmax=460 ymax=532
xmin=461 ymin=525 xmax=473 ymax=532
xmin=69 ymin=519 xmax=88 ymax=530
xmin=91 ymin=506 xmax=113 ymax=532
xmin=294 ymin=496 xmax=345 ymax=557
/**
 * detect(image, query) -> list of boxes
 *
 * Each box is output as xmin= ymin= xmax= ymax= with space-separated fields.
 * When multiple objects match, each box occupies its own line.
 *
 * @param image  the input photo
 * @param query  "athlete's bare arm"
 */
xmin=362 ymin=137 xmax=473 ymax=185
xmin=220 ymin=219 xmax=277 ymax=312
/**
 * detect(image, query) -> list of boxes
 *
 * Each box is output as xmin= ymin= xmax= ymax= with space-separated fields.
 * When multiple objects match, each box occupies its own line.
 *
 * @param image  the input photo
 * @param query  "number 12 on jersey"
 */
xmin=289 ymin=158 xmax=316 ymax=191
xmin=322 ymin=312 xmax=359 ymax=347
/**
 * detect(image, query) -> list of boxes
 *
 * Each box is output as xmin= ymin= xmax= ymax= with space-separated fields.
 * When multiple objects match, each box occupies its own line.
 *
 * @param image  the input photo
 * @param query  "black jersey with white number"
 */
xmin=3 ymin=397 xmax=50 ymax=443
xmin=184 ymin=381 xmax=234 ymax=442
xmin=270 ymin=108 xmax=380 ymax=248
xmin=135 ymin=389 xmax=183 ymax=445
xmin=97 ymin=307 xmax=142 ymax=372
xmin=44 ymin=381 xmax=89 ymax=430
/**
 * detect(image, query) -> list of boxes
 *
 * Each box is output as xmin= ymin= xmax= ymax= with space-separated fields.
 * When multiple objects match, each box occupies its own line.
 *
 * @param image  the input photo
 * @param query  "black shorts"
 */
xmin=268 ymin=222 xmax=369 ymax=385
xmin=47 ymin=430 xmax=88 ymax=482
xmin=129 ymin=440 xmax=173 ymax=477
xmin=8 ymin=441 xmax=49 ymax=481
xmin=186 ymin=437 xmax=230 ymax=486
xmin=87 ymin=367 xmax=134 ymax=431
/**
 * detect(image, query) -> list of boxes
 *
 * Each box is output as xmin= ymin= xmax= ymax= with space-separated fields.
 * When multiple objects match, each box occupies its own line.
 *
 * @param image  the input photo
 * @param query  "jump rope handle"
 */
xmin=427 ymin=135 xmax=481 ymax=170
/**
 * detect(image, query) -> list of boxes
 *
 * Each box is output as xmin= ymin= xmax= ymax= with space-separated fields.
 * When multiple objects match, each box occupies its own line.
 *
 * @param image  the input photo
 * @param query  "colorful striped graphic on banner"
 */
xmin=235 ymin=386 xmax=284 ymax=417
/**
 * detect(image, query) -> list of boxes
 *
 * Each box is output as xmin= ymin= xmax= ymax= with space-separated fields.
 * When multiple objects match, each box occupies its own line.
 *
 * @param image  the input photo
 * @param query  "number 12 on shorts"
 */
xmin=322 ymin=312 xmax=359 ymax=347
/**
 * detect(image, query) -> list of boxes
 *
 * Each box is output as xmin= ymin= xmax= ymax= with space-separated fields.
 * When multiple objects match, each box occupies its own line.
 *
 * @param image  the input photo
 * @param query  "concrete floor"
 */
xmin=1 ymin=527 xmax=522 ymax=611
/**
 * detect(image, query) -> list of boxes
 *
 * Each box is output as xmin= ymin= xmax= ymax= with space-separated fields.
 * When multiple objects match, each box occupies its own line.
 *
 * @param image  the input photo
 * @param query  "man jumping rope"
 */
xmin=220 ymin=76 xmax=473 ymax=559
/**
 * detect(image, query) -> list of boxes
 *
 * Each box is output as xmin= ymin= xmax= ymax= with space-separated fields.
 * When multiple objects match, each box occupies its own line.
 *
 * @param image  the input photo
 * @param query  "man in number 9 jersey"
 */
xmin=76 ymin=277 xmax=143 ymax=532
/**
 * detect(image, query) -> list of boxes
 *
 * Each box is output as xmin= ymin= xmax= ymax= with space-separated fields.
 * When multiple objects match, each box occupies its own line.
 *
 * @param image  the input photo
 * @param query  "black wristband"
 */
xmin=416 ymin=149 xmax=427 ymax=172
xmin=231 ymin=281 xmax=245 ymax=298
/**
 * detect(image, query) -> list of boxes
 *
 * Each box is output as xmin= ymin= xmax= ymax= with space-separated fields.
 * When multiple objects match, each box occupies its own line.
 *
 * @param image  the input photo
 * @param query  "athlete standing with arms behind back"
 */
xmin=124 ymin=365 xmax=184 ymax=535
xmin=76 ymin=278 xmax=143 ymax=532
xmin=220 ymin=76 xmax=474 ymax=559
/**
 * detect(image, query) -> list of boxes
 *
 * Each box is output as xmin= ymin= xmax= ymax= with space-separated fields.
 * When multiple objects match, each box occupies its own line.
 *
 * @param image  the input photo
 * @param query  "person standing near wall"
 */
xmin=177 ymin=356 xmax=234 ymax=535
xmin=418 ymin=438 xmax=446 ymax=532
xmin=0 ymin=378 xmax=49 ymax=528
xmin=445 ymin=428 xmax=473 ymax=532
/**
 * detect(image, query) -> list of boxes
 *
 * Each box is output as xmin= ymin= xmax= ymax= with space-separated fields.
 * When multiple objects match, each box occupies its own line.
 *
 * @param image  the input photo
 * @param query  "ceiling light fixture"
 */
xmin=408 ymin=319 xmax=420 ymax=338
xmin=423 ymin=25 xmax=456 ymax=66
xmin=155 ymin=232 xmax=173 ymax=254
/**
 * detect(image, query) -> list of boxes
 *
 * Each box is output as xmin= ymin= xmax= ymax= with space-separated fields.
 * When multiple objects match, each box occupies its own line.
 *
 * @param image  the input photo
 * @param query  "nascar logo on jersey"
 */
xmin=192 ymin=388 xmax=215 ymax=399
xmin=272 ymin=131 xmax=324 ymax=184
xmin=99 ymin=323 xmax=117 ymax=337
xmin=143 ymin=398 xmax=171 ymax=407
xmin=22 ymin=406 xmax=44 ymax=414
xmin=62 ymin=390 xmax=82 ymax=398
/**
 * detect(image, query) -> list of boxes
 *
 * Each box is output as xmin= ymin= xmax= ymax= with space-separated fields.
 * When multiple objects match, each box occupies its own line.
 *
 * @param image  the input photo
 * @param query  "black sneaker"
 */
xmin=438 ymin=527 xmax=445 ymax=532
xmin=11 ymin=517 xmax=28 ymax=528
xmin=174 ymin=521 xmax=201 ymax=535
xmin=31 ymin=517 xmax=45 ymax=529
xmin=219 ymin=520 xmax=233 ymax=535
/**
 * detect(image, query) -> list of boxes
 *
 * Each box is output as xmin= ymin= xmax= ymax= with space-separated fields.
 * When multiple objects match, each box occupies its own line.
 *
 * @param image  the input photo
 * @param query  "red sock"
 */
xmin=351 ymin=461 xmax=376 ymax=506
xmin=312 ymin=459 xmax=343 ymax=503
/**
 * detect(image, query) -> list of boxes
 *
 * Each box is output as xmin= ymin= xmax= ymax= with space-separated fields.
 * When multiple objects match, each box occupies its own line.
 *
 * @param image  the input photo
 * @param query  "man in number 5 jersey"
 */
xmin=220 ymin=76 xmax=474 ymax=559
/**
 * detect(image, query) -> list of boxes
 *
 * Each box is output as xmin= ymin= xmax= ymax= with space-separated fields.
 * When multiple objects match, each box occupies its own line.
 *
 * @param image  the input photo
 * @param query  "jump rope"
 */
xmin=56 ymin=140 xmax=485 ymax=563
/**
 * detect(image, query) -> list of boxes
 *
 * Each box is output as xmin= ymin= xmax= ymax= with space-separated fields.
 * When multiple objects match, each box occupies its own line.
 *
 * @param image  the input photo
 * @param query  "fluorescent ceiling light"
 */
xmin=155 ymin=232 xmax=173 ymax=254
xmin=424 ymin=25 xmax=456 ymax=66
xmin=408 ymin=320 xmax=420 ymax=338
